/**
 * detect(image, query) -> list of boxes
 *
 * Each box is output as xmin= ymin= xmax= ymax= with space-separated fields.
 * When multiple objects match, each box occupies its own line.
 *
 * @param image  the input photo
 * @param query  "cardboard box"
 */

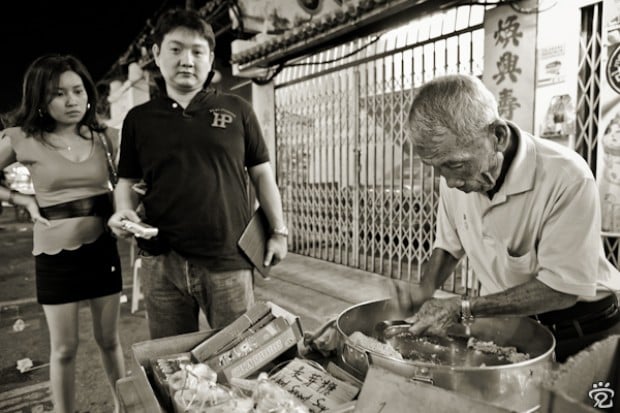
xmin=539 ymin=334 xmax=620 ymax=413
xmin=355 ymin=365 xmax=514 ymax=413
xmin=148 ymin=352 xmax=193 ymax=410
xmin=130 ymin=303 xmax=304 ymax=412
xmin=190 ymin=301 xmax=272 ymax=361
xmin=207 ymin=317 xmax=290 ymax=371
xmin=117 ymin=375 xmax=155 ymax=413
xmin=131 ymin=330 xmax=218 ymax=413
xmin=217 ymin=317 xmax=303 ymax=383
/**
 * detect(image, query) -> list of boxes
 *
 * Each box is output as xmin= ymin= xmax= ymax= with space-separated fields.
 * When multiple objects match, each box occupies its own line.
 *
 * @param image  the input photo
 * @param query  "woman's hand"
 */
xmin=18 ymin=193 xmax=50 ymax=226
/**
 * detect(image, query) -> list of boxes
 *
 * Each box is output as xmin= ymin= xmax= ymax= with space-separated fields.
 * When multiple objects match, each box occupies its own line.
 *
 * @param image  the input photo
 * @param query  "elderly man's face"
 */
xmin=420 ymin=132 xmax=502 ymax=194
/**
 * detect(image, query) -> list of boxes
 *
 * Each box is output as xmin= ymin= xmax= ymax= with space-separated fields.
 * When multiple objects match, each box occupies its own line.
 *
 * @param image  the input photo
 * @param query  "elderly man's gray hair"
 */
xmin=407 ymin=74 xmax=500 ymax=156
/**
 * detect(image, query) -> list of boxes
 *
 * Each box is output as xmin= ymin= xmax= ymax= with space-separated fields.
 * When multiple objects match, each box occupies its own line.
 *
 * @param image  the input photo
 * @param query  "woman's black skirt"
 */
xmin=35 ymin=232 xmax=122 ymax=304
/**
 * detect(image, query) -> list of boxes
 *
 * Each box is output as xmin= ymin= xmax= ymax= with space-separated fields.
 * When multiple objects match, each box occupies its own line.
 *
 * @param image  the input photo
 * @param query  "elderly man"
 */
xmin=400 ymin=74 xmax=620 ymax=361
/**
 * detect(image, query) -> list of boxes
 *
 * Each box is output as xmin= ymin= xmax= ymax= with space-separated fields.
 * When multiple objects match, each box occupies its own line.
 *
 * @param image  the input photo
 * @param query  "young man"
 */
xmin=399 ymin=74 xmax=620 ymax=361
xmin=108 ymin=9 xmax=287 ymax=339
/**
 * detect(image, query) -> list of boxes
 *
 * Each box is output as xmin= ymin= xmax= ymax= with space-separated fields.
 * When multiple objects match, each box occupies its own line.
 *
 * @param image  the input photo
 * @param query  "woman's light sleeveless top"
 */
xmin=9 ymin=128 xmax=111 ymax=255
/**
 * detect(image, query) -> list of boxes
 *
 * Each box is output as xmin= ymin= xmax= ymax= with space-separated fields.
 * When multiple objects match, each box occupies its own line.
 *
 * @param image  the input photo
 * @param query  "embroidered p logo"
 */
xmin=211 ymin=109 xmax=234 ymax=129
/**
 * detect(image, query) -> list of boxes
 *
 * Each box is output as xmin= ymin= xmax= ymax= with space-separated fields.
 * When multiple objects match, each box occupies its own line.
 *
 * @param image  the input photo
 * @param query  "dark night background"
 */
xmin=0 ymin=0 xmax=195 ymax=115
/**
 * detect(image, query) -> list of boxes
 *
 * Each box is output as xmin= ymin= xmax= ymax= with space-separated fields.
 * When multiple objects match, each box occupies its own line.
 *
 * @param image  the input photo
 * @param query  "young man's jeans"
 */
xmin=139 ymin=249 xmax=254 ymax=339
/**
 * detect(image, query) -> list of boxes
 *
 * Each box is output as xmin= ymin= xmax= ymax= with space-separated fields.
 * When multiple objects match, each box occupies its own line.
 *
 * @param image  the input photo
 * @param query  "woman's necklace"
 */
xmin=49 ymin=132 xmax=76 ymax=151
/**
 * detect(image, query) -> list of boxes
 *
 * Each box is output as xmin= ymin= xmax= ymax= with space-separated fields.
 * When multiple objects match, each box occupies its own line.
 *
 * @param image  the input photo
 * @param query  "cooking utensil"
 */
xmin=374 ymin=319 xmax=412 ymax=342
xmin=336 ymin=298 xmax=555 ymax=412
xmin=374 ymin=319 xmax=471 ymax=342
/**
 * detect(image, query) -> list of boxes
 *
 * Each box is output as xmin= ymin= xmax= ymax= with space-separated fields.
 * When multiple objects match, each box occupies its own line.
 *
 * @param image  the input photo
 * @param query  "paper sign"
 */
xmin=270 ymin=358 xmax=359 ymax=413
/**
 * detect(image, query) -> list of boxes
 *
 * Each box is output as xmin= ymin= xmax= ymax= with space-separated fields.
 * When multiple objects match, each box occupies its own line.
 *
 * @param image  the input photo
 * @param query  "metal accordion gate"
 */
xmin=274 ymin=5 xmax=485 ymax=285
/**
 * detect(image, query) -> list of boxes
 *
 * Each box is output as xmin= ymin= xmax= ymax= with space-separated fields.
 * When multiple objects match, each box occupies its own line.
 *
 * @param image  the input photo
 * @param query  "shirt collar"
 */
xmin=157 ymin=88 xmax=216 ymax=109
xmin=497 ymin=120 xmax=537 ymax=198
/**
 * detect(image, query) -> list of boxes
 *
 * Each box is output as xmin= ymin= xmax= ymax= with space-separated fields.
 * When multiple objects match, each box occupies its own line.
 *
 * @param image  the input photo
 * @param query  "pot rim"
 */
xmin=336 ymin=298 xmax=556 ymax=372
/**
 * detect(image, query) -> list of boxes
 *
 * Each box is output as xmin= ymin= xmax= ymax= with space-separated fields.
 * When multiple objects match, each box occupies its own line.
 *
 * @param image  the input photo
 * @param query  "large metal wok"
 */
xmin=335 ymin=298 xmax=556 ymax=412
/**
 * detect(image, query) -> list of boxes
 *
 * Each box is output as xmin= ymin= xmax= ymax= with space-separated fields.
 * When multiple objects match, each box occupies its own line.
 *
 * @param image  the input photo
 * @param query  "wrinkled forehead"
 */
xmin=415 ymin=134 xmax=459 ymax=162
xmin=418 ymin=141 xmax=484 ymax=170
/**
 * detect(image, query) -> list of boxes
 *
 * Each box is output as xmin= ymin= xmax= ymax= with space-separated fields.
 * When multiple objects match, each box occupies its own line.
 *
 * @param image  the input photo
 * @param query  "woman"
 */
xmin=0 ymin=54 xmax=125 ymax=413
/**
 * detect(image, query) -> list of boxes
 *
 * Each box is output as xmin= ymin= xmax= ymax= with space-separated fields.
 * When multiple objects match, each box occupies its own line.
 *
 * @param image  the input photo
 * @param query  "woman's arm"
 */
xmin=0 ymin=130 xmax=49 ymax=225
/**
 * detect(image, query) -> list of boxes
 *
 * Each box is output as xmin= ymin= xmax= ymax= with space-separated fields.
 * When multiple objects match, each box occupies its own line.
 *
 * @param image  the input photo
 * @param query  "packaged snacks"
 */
xmin=232 ymin=372 xmax=310 ymax=413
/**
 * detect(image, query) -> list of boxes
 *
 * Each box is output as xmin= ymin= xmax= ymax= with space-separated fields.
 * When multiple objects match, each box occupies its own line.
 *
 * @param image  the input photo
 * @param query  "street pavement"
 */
xmin=0 ymin=206 xmax=150 ymax=413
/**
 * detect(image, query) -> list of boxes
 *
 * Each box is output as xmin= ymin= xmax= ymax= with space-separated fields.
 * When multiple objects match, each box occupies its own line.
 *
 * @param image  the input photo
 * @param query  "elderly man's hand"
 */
xmin=404 ymin=297 xmax=461 ymax=336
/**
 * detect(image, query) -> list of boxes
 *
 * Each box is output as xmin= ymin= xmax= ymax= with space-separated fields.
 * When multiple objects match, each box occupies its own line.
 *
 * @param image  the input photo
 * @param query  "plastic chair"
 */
xmin=130 ymin=241 xmax=144 ymax=313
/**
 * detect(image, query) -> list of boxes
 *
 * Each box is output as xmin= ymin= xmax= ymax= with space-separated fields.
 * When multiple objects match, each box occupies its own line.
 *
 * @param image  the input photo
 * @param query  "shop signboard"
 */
xmin=483 ymin=3 xmax=537 ymax=133
xmin=598 ymin=0 xmax=620 ymax=233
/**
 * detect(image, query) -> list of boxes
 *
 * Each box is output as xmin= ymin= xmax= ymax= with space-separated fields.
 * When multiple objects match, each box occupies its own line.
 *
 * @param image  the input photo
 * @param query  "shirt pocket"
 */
xmin=503 ymin=248 xmax=538 ymax=278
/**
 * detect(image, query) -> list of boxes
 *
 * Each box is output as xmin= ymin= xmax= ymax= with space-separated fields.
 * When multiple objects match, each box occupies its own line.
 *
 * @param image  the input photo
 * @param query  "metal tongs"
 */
xmin=374 ymin=319 xmax=413 ymax=342
xmin=375 ymin=319 xmax=472 ymax=343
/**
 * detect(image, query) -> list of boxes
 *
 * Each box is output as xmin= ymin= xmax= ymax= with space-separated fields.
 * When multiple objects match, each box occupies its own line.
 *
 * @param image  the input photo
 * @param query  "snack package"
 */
xmin=191 ymin=302 xmax=272 ymax=361
xmin=231 ymin=373 xmax=310 ymax=413
xmin=149 ymin=353 xmax=193 ymax=409
xmin=170 ymin=363 xmax=240 ymax=413
xmin=172 ymin=382 xmax=231 ymax=413
xmin=208 ymin=317 xmax=289 ymax=370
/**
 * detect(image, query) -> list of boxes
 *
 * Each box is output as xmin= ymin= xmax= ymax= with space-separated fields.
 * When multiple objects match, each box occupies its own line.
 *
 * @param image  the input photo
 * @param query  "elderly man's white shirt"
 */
xmin=434 ymin=124 xmax=620 ymax=298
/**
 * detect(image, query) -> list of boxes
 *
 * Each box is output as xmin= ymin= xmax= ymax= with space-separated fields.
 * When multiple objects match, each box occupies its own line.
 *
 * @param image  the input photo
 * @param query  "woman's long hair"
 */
xmin=1 ymin=54 xmax=105 ymax=142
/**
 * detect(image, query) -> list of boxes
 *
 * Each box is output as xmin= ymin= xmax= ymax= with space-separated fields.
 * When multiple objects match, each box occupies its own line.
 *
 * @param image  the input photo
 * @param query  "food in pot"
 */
xmin=466 ymin=337 xmax=530 ymax=363
xmin=349 ymin=331 xmax=403 ymax=359
xmin=349 ymin=329 xmax=531 ymax=367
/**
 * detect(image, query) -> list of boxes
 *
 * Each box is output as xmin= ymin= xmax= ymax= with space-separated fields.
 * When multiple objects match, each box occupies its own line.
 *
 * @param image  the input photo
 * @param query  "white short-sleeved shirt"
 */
xmin=434 ymin=123 xmax=620 ymax=299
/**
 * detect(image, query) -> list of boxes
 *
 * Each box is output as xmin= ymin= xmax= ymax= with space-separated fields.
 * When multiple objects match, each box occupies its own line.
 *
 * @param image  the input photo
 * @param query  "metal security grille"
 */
xmin=576 ymin=2 xmax=620 ymax=266
xmin=275 ymin=6 xmax=485 ymax=283
xmin=576 ymin=1 xmax=602 ymax=173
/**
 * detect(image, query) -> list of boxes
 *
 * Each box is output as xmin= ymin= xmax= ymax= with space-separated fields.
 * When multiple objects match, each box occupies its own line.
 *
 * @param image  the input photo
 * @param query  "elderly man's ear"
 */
xmin=491 ymin=120 xmax=511 ymax=152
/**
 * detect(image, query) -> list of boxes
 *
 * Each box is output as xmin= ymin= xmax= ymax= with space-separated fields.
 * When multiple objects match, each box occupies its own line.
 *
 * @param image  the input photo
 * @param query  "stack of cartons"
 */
xmin=190 ymin=301 xmax=303 ymax=383
xmin=130 ymin=301 xmax=304 ymax=412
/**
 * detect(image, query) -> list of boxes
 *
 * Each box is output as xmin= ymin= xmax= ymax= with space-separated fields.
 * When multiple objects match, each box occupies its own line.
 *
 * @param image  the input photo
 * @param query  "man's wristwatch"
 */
xmin=272 ymin=226 xmax=289 ymax=237
xmin=460 ymin=296 xmax=474 ymax=324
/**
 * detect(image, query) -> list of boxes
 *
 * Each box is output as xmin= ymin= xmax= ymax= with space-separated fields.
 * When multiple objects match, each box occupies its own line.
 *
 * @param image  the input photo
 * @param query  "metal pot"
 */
xmin=335 ymin=298 xmax=556 ymax=412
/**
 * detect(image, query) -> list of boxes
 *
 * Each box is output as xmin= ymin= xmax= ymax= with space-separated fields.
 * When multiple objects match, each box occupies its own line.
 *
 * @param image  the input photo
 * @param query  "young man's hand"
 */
xmin=107 ymin=209 xmax=141 ymax=238
xmin=264 ymin=234 xmax=287 ymax=267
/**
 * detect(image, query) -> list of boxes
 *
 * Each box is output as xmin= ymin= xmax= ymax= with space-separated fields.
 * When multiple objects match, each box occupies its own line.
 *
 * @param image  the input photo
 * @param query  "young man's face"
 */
xmin=153 ymin=27 xmax=213 ymax=94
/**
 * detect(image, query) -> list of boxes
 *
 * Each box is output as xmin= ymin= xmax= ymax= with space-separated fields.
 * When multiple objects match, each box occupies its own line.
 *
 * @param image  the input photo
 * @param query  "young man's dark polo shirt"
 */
xmin=118 ymin=89 xmax=270 ymax=270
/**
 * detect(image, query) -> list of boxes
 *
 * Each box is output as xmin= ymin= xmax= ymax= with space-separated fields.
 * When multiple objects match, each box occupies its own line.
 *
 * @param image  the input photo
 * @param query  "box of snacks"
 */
xmin=130 ymin=301 xmax=309 ymax=412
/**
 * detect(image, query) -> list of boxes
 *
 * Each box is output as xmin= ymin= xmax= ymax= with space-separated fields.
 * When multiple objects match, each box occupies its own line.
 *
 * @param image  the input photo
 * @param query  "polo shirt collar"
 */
xmin=492 ymin=121 xmax=537 ymax=201
xmin=159 ymin=88 xmax=216 ymax=109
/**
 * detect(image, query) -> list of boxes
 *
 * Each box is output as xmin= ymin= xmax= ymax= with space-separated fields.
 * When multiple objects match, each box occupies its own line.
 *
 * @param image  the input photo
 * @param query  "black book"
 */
xmin=238 ymin=207 xmax=272 ymax=278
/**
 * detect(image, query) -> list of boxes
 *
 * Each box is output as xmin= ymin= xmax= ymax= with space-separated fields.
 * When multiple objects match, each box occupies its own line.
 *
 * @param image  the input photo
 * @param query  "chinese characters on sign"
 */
xmin=270 ymin=358 xmax=359 ymax=413
xmin=494 ymin=15 xmax=522 ymax=47
xmin=483 ymin=5 xmax=537 ymax=132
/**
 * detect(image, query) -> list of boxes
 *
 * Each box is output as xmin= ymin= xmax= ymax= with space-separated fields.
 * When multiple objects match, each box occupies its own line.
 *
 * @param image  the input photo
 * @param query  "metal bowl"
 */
xmin=335 ymin=298 xmax=556 ymax=412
